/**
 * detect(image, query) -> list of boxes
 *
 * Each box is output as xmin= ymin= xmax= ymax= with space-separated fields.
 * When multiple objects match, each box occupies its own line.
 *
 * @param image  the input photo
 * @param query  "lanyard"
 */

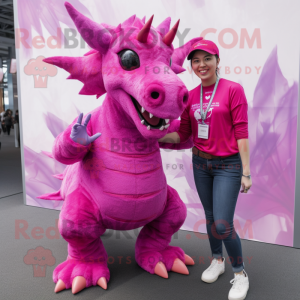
xmin=200 ymin=76 xmax=220 ymax=124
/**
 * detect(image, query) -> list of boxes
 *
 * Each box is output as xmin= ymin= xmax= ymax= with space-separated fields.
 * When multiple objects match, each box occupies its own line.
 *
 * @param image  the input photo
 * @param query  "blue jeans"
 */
xmin=192 ymin=152 xmax=244 ymax=272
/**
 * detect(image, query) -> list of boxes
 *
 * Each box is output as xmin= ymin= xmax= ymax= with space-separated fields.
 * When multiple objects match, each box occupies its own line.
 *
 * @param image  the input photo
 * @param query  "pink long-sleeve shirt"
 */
xmin=177 ymin=78 xmax=248 ymax=156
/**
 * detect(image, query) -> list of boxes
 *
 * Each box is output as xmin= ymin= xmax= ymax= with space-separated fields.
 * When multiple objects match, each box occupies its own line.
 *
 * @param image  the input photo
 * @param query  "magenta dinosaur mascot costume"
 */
xmin=40 ymin=1 xmax=201 ymax=294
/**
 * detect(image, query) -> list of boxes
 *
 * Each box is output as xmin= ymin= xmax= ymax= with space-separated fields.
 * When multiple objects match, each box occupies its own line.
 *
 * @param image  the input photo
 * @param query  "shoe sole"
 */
xmin=201 ymin=269 xmax=225 ymax=283
xmin=228 ymin=286 xmax=249 ymax=300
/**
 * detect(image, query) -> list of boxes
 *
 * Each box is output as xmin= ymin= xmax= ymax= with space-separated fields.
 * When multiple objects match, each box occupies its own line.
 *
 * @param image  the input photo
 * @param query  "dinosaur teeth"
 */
xmin=165 ymin=119 xmax=170 ymax=124
xmin=159 ymin=126 xmax=164 ymax=130
xmin=164 ymin=124 xmax=170 ymax=129
xmin=141 ymin=107 xmax=145 ymax=113
xmin=149 ymin=113 xmax=153 ymax=118
xmin=147 ymin=126 xmax=151 ymax=130
xmin=141 ymin=120 xmax=145 ymax=125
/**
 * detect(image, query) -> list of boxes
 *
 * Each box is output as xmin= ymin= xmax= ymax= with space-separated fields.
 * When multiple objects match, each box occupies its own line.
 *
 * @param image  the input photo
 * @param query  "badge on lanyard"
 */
xmin=198 ymin=76 xmax=220 ymax=140
xmin=198 ymin=123 xmax=209 ymax=139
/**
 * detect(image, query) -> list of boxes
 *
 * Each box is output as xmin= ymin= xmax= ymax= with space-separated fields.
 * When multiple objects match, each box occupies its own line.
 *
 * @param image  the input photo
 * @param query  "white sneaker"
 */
xmin=228 ymin=270 xmax=249 ymax=300
xmin=201 ymin=257 xmax=225 ymax=283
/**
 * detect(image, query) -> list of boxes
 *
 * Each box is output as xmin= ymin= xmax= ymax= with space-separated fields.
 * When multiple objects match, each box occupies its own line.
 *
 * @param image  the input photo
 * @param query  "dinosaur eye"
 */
xmin=170 ymin=57 xmax=172 ymax=67
xmin=118 ymin=49 xmax=140 ymax=71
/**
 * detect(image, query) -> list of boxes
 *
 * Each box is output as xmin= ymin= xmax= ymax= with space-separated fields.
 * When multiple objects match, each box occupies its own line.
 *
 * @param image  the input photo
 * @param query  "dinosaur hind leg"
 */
xmin=135 ymin=185 xmax=194 ymax=278
xmin=54 ymin=187 xmax=109 ymax=294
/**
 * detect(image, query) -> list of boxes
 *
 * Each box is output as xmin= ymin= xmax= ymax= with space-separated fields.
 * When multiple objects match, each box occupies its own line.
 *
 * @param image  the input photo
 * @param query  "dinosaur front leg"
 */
xmin=54 ymin=187 xmax=109 ymax=294
xmin=135 ymin=185 xmax=195 ymax=278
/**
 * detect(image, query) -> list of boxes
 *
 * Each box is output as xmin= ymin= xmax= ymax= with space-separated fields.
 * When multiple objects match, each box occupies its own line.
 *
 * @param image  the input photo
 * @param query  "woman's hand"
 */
xmin=70 ymin=113 xmax=101 ymax=146
xmin=158 ymin=132 xmax=180 ymax=143
xmin=241 ymin=176 xmax=252 ymax=193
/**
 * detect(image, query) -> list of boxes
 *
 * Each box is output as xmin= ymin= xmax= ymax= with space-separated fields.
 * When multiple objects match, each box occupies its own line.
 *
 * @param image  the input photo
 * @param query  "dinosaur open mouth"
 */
xmin=130 ymin=95 xmax=169 ymax=130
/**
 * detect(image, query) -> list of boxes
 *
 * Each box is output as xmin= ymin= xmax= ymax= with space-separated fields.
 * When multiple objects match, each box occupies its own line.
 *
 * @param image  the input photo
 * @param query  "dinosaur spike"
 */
xmin=53 ymin=174 xmax=64 ymax=180
xmin=101 ymin=23 xmax=116 ymax=30
xmin=41 ymin=151 xmax=54 ymax=159
xmin=156 ymin=17 xmax=171 ymax=37
xmin=116 ymin=23 xmax=122 ymax=31
xmin=142 ymin=16 xmax=146 ymax=23
xmin=37 ymin=190 xmax=63 ymax=201
xmin=64 ymin=2 xmax=111 ymax=54
xmin=43 ymin=53 xmax=106 ymax=98
xmin=171 ymin=63 xmax=186 ymax=74
xmin=79 ymin=85 xmax=100 ymax=96
xmin=137 ymin=15 xmax=154 ymax=43
xmin=172 ymin=37 xmax=203 ymax=67
xmin=122 ymin=15 xmax=136 ymax=27
xmin=132 ymin=17 xmax=145 ymax=29
xmin=163 ymin=19 xmax=180 ymax=46
xmin=84 ymin=49 xmax=98 ymax=56
xmin=43 ymin=56 xmax=77 ymax=73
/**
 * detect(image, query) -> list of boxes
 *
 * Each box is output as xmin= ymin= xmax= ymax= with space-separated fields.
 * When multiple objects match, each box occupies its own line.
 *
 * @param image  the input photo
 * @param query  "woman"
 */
xmin=159 ymin=40 xmax=252 ymax=300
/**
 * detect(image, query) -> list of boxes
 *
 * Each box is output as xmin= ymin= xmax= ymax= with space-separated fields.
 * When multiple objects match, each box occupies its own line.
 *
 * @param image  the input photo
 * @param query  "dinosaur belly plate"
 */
xmin=89 ymin=149 xmax=167 ymax=227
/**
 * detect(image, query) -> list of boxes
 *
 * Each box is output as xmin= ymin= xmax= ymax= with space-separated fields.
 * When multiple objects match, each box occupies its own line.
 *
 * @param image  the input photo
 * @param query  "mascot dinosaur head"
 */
xmin=44 ymin=2 xmax=202 ymax=139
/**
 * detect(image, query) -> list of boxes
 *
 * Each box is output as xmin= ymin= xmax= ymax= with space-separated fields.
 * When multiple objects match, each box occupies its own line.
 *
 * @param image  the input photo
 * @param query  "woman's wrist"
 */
xmin=242 ymin=164 xmax=250 ymax=175
xmin=243 ymin=169 xmax=251 ymax=176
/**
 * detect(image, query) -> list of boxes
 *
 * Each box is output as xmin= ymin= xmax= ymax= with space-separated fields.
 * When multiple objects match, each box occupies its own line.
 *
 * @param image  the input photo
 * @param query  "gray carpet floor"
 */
xmin=0 ymin=129 xmax=23 ymax=199
xmin=0 ymin=132 xmax=299 ymax=300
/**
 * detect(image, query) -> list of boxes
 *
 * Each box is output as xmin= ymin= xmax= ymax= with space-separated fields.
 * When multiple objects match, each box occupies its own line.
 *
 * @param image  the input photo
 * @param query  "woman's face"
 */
xmin=191 ymin=50 xmax=220 ymax=81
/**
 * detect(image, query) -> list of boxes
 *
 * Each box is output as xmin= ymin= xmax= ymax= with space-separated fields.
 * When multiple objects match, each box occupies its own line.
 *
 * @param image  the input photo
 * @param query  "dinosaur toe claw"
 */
xmin=171 ymin=258 xmax=189 ymax=275
xmin=54 ymin=279 xmax=66 ymax=293
xmin=72 ymin=276 xmax=86 ymax=294
xmin=154 ymin=262 xmax=168 ymax=279
xmin=184 ymin=254 xmax=195 ymax=265
xmin=97 ymin=277 xmax=107 ymax=290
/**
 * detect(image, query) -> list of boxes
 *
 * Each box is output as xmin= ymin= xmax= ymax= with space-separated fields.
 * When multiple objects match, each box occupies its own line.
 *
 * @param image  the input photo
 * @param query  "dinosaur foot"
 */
xmin=53 ymin=258 xmax=110 ymax=294
xmin=136 ymin=246 xmax=195 ymax=278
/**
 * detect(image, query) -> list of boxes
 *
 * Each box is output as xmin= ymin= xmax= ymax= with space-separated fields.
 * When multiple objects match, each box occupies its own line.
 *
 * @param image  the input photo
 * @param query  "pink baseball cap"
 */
xmin=187 ymin=40 xmax=219 ymax=60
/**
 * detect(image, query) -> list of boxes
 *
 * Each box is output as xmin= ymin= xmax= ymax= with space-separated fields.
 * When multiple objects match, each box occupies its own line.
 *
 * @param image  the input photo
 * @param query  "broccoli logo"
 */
xmin=23 ymin=246 xmax=56 ymax=277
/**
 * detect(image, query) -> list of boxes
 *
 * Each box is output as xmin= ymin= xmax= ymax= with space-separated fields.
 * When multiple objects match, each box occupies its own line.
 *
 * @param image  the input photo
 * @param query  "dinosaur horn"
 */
xmin=137 ymin=15 xmax=154 ymax=43
xmin=163 ymin=19 xmax=180 ymax=46
xmin=65 ymin=2 xmax=112 ymax=54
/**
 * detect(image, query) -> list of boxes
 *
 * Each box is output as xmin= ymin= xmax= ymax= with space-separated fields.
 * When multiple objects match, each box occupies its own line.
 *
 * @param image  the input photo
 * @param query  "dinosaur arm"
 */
xmin=52 ymin=117 xmax=92 ymax=165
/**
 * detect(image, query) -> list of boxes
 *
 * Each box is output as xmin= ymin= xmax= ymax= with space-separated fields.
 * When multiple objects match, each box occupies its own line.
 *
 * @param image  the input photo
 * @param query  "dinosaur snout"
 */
xmin=144 ymin=83 xmax=166 ymax=108
xmin=179 ymin=88 xmax=189 ymax=107
xmin=144 ymin=83 xmax=189 ymax=111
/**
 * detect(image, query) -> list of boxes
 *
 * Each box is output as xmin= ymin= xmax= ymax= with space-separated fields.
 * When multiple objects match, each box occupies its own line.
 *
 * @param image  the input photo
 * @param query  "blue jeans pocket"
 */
xmin=220 ymin=154 xmax=242 ymax=175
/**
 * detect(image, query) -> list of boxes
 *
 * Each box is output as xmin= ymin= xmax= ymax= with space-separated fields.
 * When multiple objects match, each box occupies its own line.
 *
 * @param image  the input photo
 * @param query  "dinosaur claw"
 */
xmin=171 ymin=258 xmax=189 ymax=275
xmin=54 ymin=279 xmax=66 ymax=293
xmin=154 ymin=262 xmax=168 ymax=279
xmin=184 ymin=254 xmax=195 ymax=265
xmin=72 ymin=276 xmax=86 ymax=294
xmin=97 ymin=277 xmax=107 ymax=290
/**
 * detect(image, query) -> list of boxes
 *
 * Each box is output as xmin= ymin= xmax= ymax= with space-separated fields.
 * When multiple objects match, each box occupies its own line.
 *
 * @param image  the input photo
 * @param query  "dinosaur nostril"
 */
xmin=151 ymin=92 xmax=159 ymax=99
